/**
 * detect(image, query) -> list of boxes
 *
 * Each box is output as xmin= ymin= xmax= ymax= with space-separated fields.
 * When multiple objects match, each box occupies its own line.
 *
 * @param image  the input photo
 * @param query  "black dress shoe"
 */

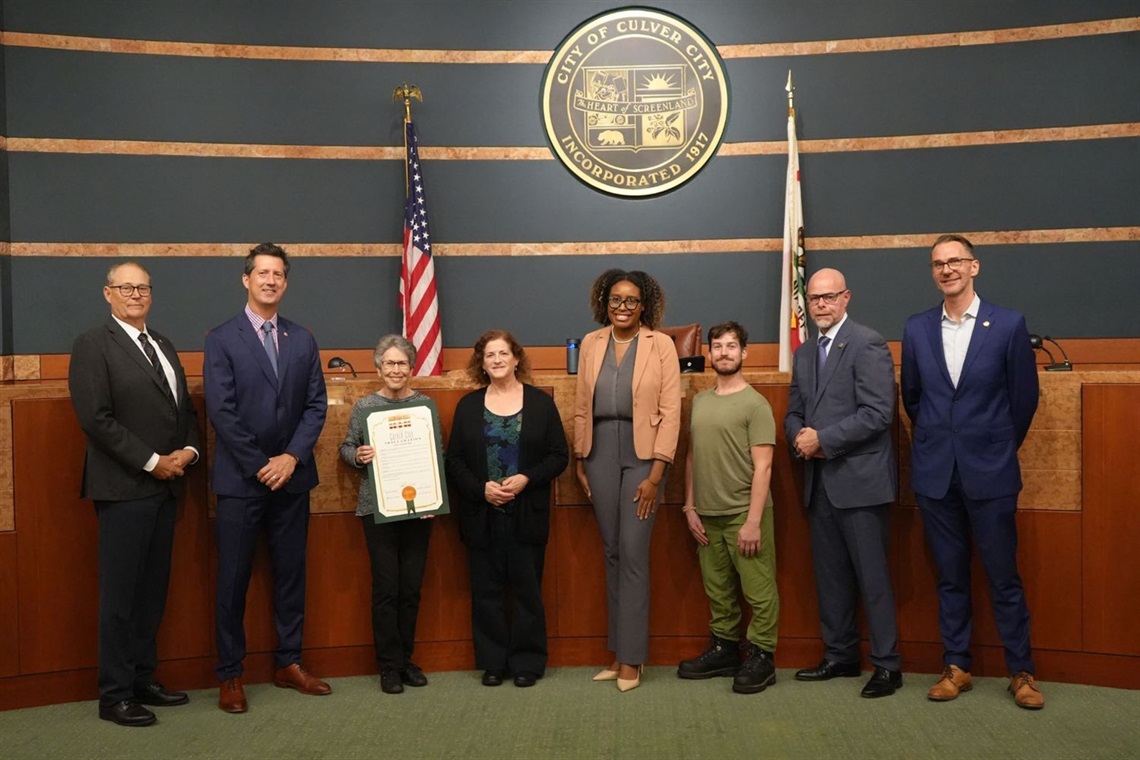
xmin=400 ymin=663 xmax=428 ymax=687
xmin=380 ymin=667 xmax=405 ymax=694
xmin=513 ymin=672 xmax=539 ymax=688
xmin=860 ymin=667 xmax=903 ymax=698
xmin=794 ymin=659 xmax=862 ymax=681
xmin=134 ymin=682 xmax=189 ymax=707
xmin=481 ymin=670 xmax=505 ymax=687
xmin=99 ymin=700 xmax=156 ymax=727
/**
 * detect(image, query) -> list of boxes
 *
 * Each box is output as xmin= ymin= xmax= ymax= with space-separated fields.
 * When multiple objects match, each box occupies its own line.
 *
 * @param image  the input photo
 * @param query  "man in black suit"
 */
xmin=69 ymin=262 xmax=200 ymax=727
xmin=785 ymin=268 xmax=902 ymax=698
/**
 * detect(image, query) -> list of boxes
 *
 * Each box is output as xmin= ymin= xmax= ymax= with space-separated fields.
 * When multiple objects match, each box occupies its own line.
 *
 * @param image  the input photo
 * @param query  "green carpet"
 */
xmin=1 ymin=668 xmax=1136 ymax=759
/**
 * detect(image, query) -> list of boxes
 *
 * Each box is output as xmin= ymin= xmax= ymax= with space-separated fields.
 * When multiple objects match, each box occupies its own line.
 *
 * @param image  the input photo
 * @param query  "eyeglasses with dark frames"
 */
xmin=606 ymin=296 xmax=642 ymax=310
xmin=806 ymin=290 xmax=848 ymax=305
xmin=930 ymin=257 xmax=976 ymax=272
xmin=109 ymin=284 xmax=152 ymax=297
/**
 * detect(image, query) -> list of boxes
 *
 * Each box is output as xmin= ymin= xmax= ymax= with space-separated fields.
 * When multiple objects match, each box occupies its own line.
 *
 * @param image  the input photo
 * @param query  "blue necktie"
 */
xmin=262 ymin=322 xmax=278 ymax=377
xmin=818 ymin=335 xmax=831 ymax=370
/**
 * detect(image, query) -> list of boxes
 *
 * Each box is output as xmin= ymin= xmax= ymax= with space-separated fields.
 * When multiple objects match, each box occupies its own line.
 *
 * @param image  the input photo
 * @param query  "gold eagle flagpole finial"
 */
xmin=786 ymin=70 xmax=795 ymax=117
xmin=393 ymin=84 xmax=423 ymax=188
xmin=393 ymin=83 xmax=422 ymax=124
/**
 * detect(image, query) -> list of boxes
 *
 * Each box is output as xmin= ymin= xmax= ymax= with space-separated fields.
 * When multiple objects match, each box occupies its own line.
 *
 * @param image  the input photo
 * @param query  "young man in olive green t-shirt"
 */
xmin=678 ymin=321 xmax=779 ymax=694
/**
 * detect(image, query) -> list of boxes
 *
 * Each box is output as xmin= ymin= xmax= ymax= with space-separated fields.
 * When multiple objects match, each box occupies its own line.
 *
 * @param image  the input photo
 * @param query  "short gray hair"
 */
xmin=106 ymin=261 xmax=150 ymax=285
xmin=373 ymin=334 xmax=417 ymax=368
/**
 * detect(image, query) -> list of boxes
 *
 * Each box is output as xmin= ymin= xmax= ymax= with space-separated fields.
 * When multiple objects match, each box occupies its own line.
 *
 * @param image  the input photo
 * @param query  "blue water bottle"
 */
xmin=566 ymin=338 xmax=580 ymax=375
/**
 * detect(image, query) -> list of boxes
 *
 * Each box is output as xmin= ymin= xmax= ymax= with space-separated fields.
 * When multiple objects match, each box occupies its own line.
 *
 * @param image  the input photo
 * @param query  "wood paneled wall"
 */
xmin=1 ymin=379 xmax=1137 ymax=711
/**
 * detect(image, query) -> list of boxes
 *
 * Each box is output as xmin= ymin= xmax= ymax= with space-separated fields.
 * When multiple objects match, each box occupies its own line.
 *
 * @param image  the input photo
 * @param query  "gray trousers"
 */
xmin=585 ymin=419 xmax=658 ymax=664
xmin=808 ymin=477 xmax=900 ymax=671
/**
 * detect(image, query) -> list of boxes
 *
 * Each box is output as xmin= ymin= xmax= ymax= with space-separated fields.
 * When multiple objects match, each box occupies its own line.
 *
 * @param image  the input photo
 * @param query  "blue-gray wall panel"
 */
xmin=15 ymin=255 xmax=403 ymax=354
xmin=4 ymin=0 xmax=1136 ymax=49
xmin=1 ymin=21 xmax=11 ymax=354
xmin=7 ymin=34 xmax=1137 ymax=145
xmin=729 ymin=34 xmax=1140 ymax=142
xmin=9 ymin=140 xmax=1139 ymax=243
xmin=5 ymin=49 xmax=541 ymax=146
xmin=13 ymin=243 xmax=1140 ymax=354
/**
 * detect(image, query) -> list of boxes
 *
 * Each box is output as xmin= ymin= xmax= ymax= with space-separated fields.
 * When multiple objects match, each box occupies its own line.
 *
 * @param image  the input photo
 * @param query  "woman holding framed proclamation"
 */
xmin=340 ymin=335 xmax=440 ymax=695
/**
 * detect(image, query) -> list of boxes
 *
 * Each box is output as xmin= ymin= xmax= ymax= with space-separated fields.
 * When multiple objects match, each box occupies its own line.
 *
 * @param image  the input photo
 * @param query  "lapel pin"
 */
xmin=282 ymin=331 xmax=288 ymax=337
xmin=837 ymin=342 xmax=846 ymax=349
xmin=982 ymin=321 xmax=990 ymax=328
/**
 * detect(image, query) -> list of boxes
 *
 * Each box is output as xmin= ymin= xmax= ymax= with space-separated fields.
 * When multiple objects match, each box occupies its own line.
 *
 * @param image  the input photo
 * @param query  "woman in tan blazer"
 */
xmin=573 ymin=269 xmax=681 ymax=692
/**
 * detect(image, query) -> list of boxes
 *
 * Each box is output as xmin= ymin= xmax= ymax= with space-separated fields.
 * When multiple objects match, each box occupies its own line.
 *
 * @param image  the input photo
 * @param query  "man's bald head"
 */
xmin=806 ymin=268 xmax=851 ymax=332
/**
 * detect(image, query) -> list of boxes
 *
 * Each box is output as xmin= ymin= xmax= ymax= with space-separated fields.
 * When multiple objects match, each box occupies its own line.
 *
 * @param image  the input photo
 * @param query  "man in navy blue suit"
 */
xmin=901 ymin=234 xmax=1043 ymax=710
xmin=205 ymin=243 xmax=329 ymax=713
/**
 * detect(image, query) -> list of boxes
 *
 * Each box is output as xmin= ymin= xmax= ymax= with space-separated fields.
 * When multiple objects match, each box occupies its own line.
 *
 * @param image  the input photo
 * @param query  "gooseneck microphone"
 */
xmin=327 ymin=356 xmax=358 ymax=377
xmin=1028 ymin=334 xmax=1073 ymax=372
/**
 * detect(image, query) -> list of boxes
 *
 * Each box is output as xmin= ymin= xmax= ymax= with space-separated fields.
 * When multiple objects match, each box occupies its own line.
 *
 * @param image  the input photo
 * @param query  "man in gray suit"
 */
xmin=69 ymin=262 xmax=200 ymax=726
xmin=784 ymin=267 xmax=901 ymax=698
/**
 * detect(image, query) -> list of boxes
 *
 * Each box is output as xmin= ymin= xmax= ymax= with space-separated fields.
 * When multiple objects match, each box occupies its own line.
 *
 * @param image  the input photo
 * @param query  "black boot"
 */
xmin=732 ymin=643 xmax=776 ymax=694
xmin=677 ymin=634 xmax=740 ymax=679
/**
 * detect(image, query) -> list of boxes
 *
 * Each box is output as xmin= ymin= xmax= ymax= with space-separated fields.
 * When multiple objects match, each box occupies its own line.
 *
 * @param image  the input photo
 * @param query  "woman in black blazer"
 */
xmin=446 ymin=330 xmax=569 ymax=688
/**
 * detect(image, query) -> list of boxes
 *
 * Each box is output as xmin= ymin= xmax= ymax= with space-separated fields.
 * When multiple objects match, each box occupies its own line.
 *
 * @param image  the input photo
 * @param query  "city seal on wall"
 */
xmin=541 ymin=7 xmax=730 ymax=198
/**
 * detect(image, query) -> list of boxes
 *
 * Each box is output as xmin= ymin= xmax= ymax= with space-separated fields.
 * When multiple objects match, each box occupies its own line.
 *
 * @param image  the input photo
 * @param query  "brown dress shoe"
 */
xmin=273 ymin=663 xmax=332 ymax=696
xmin=927 ymin=665 xmax=972 ymax=701
xmin=1009 ymin=671 xmax=1045 ymax=709
xmin=219 ymin=677 xmax=247 ymax=713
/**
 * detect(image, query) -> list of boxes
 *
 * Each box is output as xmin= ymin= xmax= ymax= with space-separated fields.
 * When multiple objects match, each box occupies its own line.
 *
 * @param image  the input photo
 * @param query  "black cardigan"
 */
xmin=445 ymin=384 xmax=569 ymax=547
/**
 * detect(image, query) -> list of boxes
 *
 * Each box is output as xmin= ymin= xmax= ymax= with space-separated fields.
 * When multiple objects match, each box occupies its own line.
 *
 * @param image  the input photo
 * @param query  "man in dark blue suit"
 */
xmin=70 ymin=262 xmax=199 ymax=727
xmin=205 ymin=243 xmax=329 ymax=713
xmin=901 ymin=234 xmax=1043 ymax=710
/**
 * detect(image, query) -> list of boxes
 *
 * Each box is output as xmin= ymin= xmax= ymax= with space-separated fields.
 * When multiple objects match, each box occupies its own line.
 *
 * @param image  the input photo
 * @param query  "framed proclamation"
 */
xmin=356 ymin=398 xmax=449 ymax=523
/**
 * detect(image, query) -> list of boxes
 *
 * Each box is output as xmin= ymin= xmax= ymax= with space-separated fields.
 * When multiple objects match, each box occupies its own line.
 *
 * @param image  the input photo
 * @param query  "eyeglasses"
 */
xmin=606 ymin=296 xmax=642 ymax=310
xmin=807 ymin=290 xmax=848 ymax=305
xmin=380 ymin=360 xmax=410 ymax=370
xmin=930 ymin=257 xmax=976 ymax=272
xmin=109 ymin=284 xmax=152 ymax=297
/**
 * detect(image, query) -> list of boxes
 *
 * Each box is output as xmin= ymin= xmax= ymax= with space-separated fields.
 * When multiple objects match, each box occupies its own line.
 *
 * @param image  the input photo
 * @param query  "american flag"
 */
xmin=778 ymin=101 xmax=807 ymax=372
xmin=400 ymin=121 xmax=443 ymax=376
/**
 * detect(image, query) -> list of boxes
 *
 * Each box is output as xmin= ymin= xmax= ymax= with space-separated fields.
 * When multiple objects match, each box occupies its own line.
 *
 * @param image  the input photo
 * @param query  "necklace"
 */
xmin=611 ymin=331 xmax=637 ymax=345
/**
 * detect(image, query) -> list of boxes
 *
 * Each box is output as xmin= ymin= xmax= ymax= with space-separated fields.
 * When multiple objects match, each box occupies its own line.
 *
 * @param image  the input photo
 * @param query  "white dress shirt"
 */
xmin=941 ymin=293 xmax=981 ymax=388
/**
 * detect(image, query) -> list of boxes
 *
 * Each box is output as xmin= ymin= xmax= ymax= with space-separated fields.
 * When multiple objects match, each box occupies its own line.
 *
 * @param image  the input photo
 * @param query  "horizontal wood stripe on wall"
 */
xmin=1 ymin=18 xmax=1136 ymax=62
xmin=5 ymin=228 xmax=1138 ymax=258
xmin=4 ymin=124 xmax=1137 ymax=160
xmin=13 ymin=338 xmax=1140 ymax=382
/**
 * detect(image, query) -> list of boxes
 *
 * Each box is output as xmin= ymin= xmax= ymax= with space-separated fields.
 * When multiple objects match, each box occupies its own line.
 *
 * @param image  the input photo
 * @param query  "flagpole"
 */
xmin=392 ymin=83 xmax=443 ymax=376
xmin=786 ymin=69 xmax=794 ymax=117
xmin=779 ymin=70 xmax=806 ymax=373
xmin=393 ymin=83 xmax=422 ymax=190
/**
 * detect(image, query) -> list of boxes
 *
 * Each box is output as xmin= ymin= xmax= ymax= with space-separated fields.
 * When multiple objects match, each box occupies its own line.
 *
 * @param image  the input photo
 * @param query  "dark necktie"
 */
xmin=262 ymin=322 xmax=279 ymax=377
xmin=138 ymin=333 xmax=175 ymax=403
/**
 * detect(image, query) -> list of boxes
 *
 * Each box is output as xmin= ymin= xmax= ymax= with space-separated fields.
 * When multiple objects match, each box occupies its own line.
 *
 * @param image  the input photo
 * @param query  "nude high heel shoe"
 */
xmin=617 ymin=665 xmax=643 ymax=692
xmin=592 ymin=668 xmax=620 ymax=682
